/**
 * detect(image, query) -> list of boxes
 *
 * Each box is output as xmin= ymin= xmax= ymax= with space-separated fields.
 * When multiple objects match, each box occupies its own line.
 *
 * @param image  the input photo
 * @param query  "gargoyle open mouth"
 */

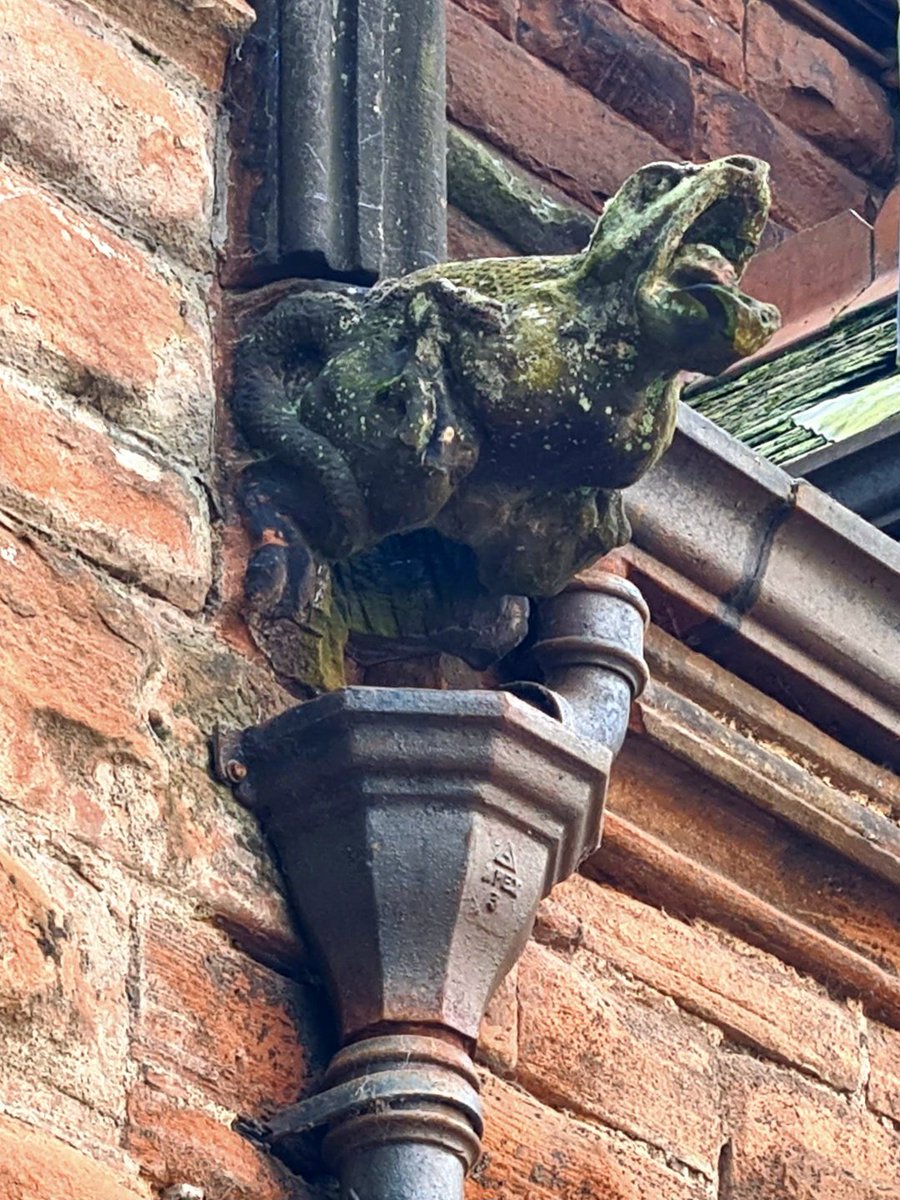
xmin=640 ymin=158 xmax=781 ymax=370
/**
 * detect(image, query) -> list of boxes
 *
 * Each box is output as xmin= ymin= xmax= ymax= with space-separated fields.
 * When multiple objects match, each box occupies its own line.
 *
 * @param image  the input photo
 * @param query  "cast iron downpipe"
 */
xmin=216 ymin=570 xmax=648 ymax=1200
xmin=507 ymin=572 xmax=649 ymax=751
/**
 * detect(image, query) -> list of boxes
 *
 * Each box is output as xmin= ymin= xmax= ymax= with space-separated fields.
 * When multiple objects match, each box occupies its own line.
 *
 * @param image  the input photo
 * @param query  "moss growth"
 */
xmin=447 ymin=125 xmax=593 ymax=255
xmin=689 ymin=297 xmax=897 ymax=464
xmin=234 ymin=157 xmax=777 ymax=687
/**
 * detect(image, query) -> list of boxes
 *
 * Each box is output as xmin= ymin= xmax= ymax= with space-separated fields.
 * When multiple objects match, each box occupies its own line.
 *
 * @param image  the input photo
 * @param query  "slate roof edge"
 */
xmin=789 ymin=410 xmax=900 ymax=475
xmin=623 ymin=402 xmax=900 ymax=766
xmin=686 ymin=291 xmax=896 ymax=398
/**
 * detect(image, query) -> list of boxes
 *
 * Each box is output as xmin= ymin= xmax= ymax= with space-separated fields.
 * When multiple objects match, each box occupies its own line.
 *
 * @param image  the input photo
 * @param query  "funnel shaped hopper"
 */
xmin=226 ymin=687 xmax=611 ymax=1042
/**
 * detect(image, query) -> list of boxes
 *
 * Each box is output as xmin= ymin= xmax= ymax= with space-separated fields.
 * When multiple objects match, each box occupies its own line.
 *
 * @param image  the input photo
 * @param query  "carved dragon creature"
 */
xmin=233 ymin=156 xmax=780 ymax=687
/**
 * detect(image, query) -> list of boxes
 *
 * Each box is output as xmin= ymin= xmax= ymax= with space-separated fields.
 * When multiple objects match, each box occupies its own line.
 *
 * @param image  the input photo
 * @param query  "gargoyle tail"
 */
xmin=231 ymin=289 xmax=363 ymax=457
xmin=231 ymin=289 xmax=373 ymax=560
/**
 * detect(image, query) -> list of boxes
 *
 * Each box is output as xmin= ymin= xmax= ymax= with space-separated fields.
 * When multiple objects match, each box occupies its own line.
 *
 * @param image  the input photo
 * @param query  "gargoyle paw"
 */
xmin=240 ymin=474 xmax=318 ymax=621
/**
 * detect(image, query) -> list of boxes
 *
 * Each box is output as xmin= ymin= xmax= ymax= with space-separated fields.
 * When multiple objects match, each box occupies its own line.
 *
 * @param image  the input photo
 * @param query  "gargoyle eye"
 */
xmin=634 ymin=163 xmax=689 ymax=205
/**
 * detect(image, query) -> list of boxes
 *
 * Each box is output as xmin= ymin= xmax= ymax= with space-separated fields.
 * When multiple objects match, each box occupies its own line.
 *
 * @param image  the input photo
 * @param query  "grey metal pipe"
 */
xmin=333 ymin=1135 xmax=469 ymax=1200
xmin=219 ymin=572 xmax=650 ymax=1200
xmin=319 ymin=1036 xmax=482 ymax=1200
xmin=507 ymin=573 xmax=649 ymax=752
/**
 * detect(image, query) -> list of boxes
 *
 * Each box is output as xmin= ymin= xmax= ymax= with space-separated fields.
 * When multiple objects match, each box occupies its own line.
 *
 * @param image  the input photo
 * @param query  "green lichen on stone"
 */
xmin=688 ymin=297 xmax=898 ymax=463
xmin=234 ymin=156 xmax=779 ymax=688
xmin=447 ymin=125 xmax=594 ymax=255
xmin=244 ymin=560 xmax=350 ymax=695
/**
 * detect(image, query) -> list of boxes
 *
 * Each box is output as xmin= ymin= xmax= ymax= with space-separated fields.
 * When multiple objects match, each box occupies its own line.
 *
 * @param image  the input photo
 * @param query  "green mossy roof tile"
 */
xmin=687 ymin=297 xmax=898 ymax=464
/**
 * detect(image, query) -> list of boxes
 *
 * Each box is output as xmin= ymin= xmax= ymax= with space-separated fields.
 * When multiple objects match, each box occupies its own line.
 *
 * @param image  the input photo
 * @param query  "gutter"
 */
xmin=624 ymin=403 xmax=900 ymax=768
xmin=788 ymin=411 xmax=900 ymax=538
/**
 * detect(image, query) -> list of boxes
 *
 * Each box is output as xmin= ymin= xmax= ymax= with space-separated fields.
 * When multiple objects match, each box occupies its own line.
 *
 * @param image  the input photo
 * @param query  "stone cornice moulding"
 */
xmin=637 ymin=629 xmax=900 ymax=889
xmin=624 ymin=403 xmax=900 ymax=768
xmin=580 ymin=625 xmax=900 ymax=1027
xmin=592 ymin=808 xmax=900 ymax=1026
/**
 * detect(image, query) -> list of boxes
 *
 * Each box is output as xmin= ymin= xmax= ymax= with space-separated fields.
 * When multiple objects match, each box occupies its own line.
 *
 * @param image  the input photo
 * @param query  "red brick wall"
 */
xmin=0 ymin=1 xmax=310 ymax=1195
xmin=0 ymin=1 xmax=897 ymax=1199
xmin=448 ymin=0 xmax=895 ymax=238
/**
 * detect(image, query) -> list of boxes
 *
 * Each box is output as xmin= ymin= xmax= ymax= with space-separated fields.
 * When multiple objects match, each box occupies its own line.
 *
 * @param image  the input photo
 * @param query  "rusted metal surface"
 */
xmin=217 ymin=576 xmax=648 ymax=1199
xmin=221 ymin=686 xmax=607 ymax=1197
xmin=265 ymin=1035 xmax=483 ymax=1200
xmin=220 ymin=686 xmax=611 ymax=1041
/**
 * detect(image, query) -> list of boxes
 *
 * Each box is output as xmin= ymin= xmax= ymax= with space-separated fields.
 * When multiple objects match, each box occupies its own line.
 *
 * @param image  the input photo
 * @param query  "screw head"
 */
xmin=225 ymin=758 xmax=248 ymax=783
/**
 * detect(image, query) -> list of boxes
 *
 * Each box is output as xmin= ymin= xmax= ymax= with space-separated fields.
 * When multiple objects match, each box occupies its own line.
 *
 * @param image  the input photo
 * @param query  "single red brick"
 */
xmin=0 ymin=532 xmax=156 ymax=850
xmin=724 ymin=1056 xmax=900 ymax=1199
xmin=84 ymin=0 xmax=253 ymax=90
xmin=868 ymin=1021 xmax=900 ymax=1124
xmin=448 ymin=207 xmax=516 ymax=260
xmin=745 ymin=0 xmax=894 ymax=182
xmin=0 ymin=1114 xmax=148 ymax=1200
xmin=0 ymin=165 xmax=214 ymax=467
xmin=212 ymin=515 xmax=264 ymax=658
xmin=127 ymin=1081 xmax=294 ymax=1200
xmin=516 ymin=940 xmax=722 ymax=1175
xmin=0 ymin=373 xmax=211 ymax=611
xmin=0 ymin=0 xmax=214 ymax=266
xmin=134 ymin=908 xmax=323 ymax=1112
xmin=539 ymin=875 xmax=860 ymax=1091
xmin=518 ymin=0 xmax=695 ymax=154
xmin=471 ymin=1072 xmax=711 ymax=1200
xmin=447 ymin=2 xmax=671 ymax=211
xmin=606 ymin=0 xmax=744 ymax=85
xmin=695 ymin=76 xmax=872 ymax=231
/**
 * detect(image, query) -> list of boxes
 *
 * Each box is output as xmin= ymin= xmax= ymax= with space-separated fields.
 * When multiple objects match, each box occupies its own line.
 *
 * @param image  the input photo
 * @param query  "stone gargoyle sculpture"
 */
xmin=232 ymin=155 xmax=780 ymax=689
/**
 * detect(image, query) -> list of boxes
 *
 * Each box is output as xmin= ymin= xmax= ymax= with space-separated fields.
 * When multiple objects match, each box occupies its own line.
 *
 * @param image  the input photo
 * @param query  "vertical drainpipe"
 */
xmin=245 ymin=0 xmax=449 ymax=281
xmin=221 ymin=0 xmax=657 ymax=1188
xmin=216 ymin=571 xmax=649 ymax=1200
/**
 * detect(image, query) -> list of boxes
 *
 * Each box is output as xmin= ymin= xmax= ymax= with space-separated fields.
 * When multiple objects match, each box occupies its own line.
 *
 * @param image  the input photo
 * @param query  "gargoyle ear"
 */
xmin=578 ymin=161 xmax=699 ymax=281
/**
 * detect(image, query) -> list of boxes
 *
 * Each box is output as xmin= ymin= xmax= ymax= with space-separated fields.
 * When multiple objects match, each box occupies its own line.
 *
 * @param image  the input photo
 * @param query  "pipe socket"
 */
xmin=533 ymin=572 xmax=650 ymax=751
xmin=322 ymin=1036 xmax=482 ymax=1200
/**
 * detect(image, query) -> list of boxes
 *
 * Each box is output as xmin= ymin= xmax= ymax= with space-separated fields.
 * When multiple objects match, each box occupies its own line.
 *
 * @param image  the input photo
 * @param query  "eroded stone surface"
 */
xmin=232 ymin=157 xmax=779 ymax=686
